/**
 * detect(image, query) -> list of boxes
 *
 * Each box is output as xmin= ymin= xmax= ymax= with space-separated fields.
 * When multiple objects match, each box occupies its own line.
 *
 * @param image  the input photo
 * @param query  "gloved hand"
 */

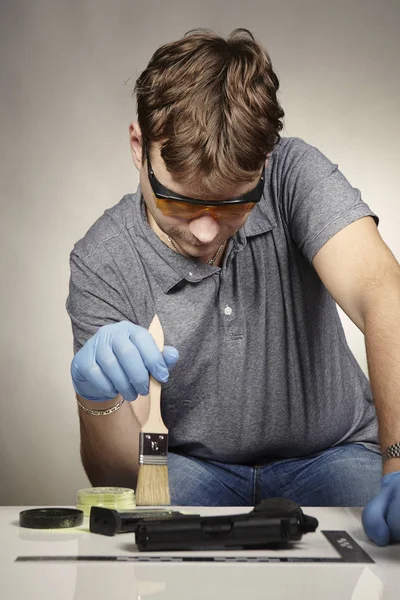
xmin=71 ymin=320 xmax=179 ymax=402
xmin=362 ymin=470 xmax=400 ymax=545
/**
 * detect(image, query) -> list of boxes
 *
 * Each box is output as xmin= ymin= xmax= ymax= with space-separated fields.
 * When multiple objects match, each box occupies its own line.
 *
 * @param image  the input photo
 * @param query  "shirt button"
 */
xmin=224 ymin=305 xmax=233 ymax=316
xmin=188 ymin=272 xmax=193 ymax=277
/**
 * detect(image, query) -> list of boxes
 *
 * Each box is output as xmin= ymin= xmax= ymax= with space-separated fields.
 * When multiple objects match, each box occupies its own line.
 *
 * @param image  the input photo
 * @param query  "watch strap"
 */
xmin=382 ymin=442 xmax=400 ymax=462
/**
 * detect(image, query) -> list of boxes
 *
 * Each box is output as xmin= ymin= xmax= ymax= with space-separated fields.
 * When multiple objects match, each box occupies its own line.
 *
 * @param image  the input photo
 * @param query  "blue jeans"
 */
xmin=168 ymin=443 xmax=382 ymax=506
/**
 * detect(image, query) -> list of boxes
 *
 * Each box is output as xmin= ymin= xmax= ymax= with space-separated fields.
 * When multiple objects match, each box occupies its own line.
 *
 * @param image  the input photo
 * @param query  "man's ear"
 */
xmin=129 ymin=121 xmax=143 ymax=170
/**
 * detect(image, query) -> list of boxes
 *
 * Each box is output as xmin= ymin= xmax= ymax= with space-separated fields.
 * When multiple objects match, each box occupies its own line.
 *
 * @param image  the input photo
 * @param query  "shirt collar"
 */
xmin=242 ymin=160 xmax=277 ymax=237
xmin=233 ymin=161 xmax=277 ymax=253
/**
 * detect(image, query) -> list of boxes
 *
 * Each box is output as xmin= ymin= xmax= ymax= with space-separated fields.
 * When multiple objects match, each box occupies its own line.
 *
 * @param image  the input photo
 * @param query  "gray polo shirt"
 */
xmin=66 ymin=136 xmax=380 ymax=464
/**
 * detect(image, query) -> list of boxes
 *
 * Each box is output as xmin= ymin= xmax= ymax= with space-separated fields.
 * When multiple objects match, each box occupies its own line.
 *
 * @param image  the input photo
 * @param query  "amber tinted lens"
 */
xmin=156 ymin=198 xmax=202 ymax=218
xmin=212 ymin=202 xmax=256 ymax=218
xmin=156 ymin=197 xmax=256 ymax=220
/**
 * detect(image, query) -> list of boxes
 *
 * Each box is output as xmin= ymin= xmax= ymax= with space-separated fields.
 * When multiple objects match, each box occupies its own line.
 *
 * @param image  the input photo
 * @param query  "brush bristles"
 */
xmin=135 ymin=464 xmax=171 ymax=506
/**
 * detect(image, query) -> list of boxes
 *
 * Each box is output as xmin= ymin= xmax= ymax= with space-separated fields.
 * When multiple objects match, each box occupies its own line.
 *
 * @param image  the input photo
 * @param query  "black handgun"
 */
xmin=135 ymin=498 xmax=319 ymax=552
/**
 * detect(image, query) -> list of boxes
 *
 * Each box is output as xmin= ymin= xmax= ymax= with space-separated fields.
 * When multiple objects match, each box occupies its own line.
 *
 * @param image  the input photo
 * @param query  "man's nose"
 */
xmin=188 ymin=211 xmax=220 ymax=243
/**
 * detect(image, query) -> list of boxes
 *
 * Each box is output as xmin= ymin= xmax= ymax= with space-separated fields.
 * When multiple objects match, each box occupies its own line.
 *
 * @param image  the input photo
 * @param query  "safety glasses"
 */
xmin=147 ymin=152 xmax=265 ymax=220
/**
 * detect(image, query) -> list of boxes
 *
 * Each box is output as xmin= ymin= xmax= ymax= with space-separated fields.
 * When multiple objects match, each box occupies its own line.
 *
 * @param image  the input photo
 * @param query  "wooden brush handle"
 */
xmin=141 ymin=314 xmax=168 ymax=434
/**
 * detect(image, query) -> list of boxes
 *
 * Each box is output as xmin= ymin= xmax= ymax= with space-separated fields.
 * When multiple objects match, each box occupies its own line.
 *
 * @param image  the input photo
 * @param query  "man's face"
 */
xmin=130 ymin=125 xmax=266 ymax=260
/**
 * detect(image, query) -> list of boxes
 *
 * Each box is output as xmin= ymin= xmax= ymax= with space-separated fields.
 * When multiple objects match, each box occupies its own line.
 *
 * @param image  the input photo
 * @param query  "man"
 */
xmin=67 ymin=29 xmax=400 ymax=545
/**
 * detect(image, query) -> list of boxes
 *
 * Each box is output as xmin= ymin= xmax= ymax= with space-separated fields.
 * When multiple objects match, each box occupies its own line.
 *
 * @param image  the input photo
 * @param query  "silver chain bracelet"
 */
xmin=77 ymin=397 xmax=125 ymax=416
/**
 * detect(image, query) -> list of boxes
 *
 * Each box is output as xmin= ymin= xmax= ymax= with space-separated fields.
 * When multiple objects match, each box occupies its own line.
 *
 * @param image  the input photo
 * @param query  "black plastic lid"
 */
xmin=19 ymin=508 xmax=84 ymax=529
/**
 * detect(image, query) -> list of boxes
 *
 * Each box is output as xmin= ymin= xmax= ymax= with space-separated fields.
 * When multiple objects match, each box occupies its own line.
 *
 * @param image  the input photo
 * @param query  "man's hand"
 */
xmin=71 ymin=321 xmax=179 ymax=402
xmin=362 ymin=471 xmax=400 ymax=545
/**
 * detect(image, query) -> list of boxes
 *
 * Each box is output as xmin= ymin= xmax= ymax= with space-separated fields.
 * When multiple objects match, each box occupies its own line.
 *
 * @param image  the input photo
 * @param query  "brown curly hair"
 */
xmin=134 ymin=28 xmax=284 ymax=198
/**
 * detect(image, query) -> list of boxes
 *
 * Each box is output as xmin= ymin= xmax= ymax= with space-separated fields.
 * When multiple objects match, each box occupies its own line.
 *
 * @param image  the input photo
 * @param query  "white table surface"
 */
xmin=1 ymin=505 xmax=399 ymax=599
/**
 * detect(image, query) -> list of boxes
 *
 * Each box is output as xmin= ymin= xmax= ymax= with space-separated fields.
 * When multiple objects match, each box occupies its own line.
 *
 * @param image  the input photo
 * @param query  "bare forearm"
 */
xmin=364 ymin=273 xmax=400 ymax=474
xmin=77 ymin=394 xmax=142 ymax=488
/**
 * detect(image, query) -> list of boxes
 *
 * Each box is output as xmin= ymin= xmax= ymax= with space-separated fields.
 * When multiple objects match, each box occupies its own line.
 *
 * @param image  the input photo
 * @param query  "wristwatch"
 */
xmin=382 ymin=442 xmax=400 ymax=462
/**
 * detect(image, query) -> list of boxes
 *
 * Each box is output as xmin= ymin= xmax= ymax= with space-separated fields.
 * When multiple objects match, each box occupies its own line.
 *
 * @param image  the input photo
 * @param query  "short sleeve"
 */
xmin=66 ymin=250 xmax=132 ymax=354
xmin=277 ymin=138 xmax=379 ymax=263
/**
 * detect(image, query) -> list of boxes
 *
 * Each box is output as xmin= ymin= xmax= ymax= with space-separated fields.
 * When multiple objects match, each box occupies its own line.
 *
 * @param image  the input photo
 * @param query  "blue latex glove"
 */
xmin=71 ymin=321 xmax=179 ymax=402
xmin=362 ymin=470 xmax=400 ymax=545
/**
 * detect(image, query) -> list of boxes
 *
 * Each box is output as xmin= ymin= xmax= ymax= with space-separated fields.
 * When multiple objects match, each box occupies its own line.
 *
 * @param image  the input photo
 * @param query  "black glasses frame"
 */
xmin=146 ymin=152 xmax=265 ymax=207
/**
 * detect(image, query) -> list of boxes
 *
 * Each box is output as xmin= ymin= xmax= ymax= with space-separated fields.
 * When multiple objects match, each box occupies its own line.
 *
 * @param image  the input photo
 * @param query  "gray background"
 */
xmin=1 ymin=0 xmax=399 ymax=505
